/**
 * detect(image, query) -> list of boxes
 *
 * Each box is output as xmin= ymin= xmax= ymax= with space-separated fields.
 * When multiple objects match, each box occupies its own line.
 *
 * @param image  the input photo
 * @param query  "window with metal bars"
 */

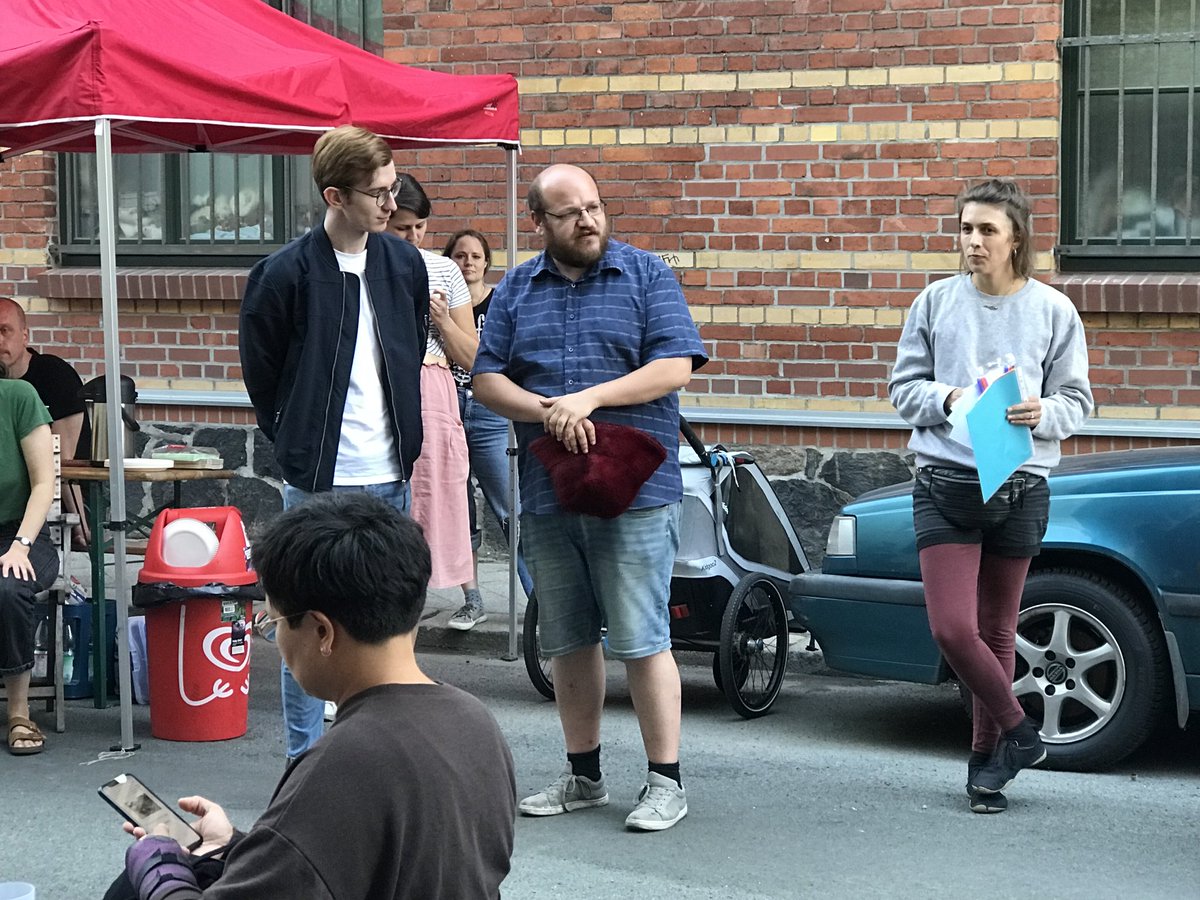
xmin=1060 ymin=0 xmax=1200 ymax=270
xmin=58 ymin=0 xmax=383 ymax=267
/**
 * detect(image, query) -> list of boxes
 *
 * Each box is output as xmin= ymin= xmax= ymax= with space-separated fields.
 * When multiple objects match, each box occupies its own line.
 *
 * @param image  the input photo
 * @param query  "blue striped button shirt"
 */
xmin=474 ymin=239 xmax=708 ymax=515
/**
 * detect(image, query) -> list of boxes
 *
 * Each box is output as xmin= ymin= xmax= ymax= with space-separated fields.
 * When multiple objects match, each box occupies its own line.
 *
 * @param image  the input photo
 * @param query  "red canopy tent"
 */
xmin=0 ymin=0 xmax=518 ymax=155
xmin=0 ymin=0 xmax=521 ymax=751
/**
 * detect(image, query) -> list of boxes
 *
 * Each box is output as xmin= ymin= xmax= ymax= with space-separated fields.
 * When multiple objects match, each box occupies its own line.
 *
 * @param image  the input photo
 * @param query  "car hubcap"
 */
xmin=1013 ymin=604 xmax=1125 ymax=744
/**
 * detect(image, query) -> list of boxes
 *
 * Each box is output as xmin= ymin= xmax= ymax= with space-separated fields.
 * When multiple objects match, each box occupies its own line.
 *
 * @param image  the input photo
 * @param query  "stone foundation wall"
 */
xmin=125 ymin=423 xmax=916 ymax=570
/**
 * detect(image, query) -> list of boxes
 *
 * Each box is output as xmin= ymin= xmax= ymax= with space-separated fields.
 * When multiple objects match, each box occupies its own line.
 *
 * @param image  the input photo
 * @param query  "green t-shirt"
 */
xmin=0 ymin=379 xmax=53 ymax=524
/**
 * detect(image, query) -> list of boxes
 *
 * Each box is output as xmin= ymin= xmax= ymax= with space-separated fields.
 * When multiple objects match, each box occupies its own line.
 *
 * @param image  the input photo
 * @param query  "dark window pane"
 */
xmin=1125 ymin=0 xmax=1159 ymax=35
xmin=1062 ymin=0 xmax=1200 ymax=264
xmin=1087 ymin=0 xmax=1125 ymax=37
xmin=60 ymin=0 xmax=380 ymax=263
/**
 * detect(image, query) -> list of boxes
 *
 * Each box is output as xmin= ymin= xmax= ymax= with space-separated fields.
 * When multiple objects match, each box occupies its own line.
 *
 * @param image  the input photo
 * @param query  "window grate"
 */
xmin=1061 ymin=0 xmax=1200 ymax=266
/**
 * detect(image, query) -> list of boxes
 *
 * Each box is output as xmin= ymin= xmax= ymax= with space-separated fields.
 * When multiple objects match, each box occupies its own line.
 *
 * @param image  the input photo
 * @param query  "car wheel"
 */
xmin=1013 ymin=569 xmax=1169 ymax=771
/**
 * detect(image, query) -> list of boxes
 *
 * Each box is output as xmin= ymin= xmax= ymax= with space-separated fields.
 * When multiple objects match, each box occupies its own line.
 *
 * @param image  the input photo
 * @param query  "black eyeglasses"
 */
xmin=344 ymin=182 xmax=402 ymax=208
xmin=539 ymin=200 xmax=606 ymax=224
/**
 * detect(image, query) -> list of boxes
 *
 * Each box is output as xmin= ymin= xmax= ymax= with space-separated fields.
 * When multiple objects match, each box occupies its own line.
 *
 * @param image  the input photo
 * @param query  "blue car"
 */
xmin=790 ymin=446 xmax=1200 ymax=771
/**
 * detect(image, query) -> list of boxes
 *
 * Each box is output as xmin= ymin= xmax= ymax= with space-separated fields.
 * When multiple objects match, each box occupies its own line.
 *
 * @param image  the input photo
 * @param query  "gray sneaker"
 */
xmin=448 ymin=603 xmax=488 ymax=631
xmin=624 ymin=772 xmax=688 ymax=831
xmin=519 ymin=768 xmax=609 ymax=816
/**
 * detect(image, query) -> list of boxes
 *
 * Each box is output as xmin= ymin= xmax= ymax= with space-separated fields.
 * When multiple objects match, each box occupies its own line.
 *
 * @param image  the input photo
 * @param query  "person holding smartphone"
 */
xmin=103 ymin=492 xmax=516 ymax=899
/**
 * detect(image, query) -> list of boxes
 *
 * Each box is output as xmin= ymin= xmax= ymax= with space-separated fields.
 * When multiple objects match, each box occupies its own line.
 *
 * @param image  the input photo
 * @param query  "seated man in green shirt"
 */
xmin=0 ymin=369 xmax=57 ymax=755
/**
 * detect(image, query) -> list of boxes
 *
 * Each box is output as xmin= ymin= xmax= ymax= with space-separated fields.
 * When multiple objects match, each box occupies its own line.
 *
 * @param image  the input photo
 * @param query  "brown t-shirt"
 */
xmin=206 ymin=682 xmax=516 ymax=899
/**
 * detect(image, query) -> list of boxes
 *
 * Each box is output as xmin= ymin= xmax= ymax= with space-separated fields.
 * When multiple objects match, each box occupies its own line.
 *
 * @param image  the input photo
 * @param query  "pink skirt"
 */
xmin=409 ymin=364 xmax=474 ymax=588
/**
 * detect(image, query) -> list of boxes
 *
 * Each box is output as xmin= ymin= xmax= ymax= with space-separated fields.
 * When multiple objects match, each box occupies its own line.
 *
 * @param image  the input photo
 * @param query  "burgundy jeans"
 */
xmin=919 ymin=543 xmax=1030 ymax=752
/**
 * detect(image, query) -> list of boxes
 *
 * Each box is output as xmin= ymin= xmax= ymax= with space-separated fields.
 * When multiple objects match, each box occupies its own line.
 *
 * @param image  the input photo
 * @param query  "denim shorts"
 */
xmin=521 ymin=503 xmax=680 ymax=660
xmin=912 ymin=466 xmax=1049 ymax=558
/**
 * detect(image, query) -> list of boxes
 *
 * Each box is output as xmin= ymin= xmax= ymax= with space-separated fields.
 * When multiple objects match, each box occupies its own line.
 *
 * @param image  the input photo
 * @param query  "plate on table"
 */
xmin=103 ymin=458 xmax=175 ymax=470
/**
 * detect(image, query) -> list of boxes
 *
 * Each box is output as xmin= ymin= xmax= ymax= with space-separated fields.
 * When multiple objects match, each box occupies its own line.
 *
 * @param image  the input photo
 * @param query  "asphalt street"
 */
xmin=3 ymin=630 xmax=1198 ymax=899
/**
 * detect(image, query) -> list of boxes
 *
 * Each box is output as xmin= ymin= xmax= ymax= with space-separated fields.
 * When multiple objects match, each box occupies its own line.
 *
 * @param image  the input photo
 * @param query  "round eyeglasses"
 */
xmin=344 ymin=182 xmax=402 ymax=208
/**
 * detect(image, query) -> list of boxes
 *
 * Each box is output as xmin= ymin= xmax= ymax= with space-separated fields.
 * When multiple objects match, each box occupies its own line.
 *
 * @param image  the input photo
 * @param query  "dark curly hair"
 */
xmin=253 ymin=492 xmax=431 ymax=642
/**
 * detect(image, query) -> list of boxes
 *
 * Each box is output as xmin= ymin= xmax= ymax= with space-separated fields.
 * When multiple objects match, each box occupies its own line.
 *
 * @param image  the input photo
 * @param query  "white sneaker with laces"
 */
xmin=624 ymin=772 xmax=688 ymax=831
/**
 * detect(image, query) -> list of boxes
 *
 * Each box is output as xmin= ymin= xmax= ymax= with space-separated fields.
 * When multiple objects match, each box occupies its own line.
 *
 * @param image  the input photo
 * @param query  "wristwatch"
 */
xmin=13 ymin=536 xmax=32 ymax=548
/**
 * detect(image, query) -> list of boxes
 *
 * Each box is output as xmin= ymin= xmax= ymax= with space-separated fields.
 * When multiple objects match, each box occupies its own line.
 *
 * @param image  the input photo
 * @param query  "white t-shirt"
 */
xmin=421 ymin=249 xmax=471 ymax=360
xmin=332 ymin=248 xmax=404 ymax=485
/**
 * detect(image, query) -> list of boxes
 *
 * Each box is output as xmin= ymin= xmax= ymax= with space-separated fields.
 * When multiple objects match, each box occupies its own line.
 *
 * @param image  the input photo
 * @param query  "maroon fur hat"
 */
xmin=529 ymin=422 xmax=667 ymax=519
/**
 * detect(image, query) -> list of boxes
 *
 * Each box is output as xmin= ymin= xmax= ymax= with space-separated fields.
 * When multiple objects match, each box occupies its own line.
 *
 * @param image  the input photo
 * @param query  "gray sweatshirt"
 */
xmin=888 ymin=274 xmax=1094 ymax=478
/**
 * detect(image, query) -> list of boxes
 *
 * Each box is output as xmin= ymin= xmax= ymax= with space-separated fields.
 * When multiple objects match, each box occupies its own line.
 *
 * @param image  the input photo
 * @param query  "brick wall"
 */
xmin=377 ymin=0 xmax=1198 ymax=436
xmin=0 ymin=152 xmax=53 ymax=301
xmin=3 ymin=0 xmax=1198 ymax=454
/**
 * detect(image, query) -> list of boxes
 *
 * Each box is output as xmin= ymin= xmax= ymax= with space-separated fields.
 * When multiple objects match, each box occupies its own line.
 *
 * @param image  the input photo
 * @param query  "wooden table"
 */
xmin=62 ymin=463 xmax=236 ymax=708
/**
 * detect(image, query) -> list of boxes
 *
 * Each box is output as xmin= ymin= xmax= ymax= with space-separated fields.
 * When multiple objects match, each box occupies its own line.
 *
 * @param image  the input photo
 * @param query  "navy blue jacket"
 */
xmin=239 ymin=224 xmax=429 ymax=492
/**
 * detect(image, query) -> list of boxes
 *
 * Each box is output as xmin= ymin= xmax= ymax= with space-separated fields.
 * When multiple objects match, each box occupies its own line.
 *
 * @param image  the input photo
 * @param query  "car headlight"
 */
xmin=825 ymin=515 xmax=857 ymax=557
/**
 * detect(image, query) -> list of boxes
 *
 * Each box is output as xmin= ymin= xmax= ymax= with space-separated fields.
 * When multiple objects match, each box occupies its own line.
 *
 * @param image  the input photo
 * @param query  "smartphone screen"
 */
xmin=98 ymin=773 xmax=203 ymax=850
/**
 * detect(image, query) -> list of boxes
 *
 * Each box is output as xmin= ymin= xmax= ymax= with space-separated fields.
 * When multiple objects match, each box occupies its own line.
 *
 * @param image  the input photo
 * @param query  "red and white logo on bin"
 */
xmin=176 ymin=605 xmax=250 ymax=707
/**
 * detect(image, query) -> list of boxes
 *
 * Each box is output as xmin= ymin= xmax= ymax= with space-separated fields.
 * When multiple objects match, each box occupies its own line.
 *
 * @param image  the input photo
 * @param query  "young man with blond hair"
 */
xmin=239 ymin=125 xmax=429 ymax=761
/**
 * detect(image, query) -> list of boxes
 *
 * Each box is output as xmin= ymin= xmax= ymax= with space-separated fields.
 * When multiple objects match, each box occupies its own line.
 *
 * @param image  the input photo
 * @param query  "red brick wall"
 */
xmin=0 ymin=152 xmax=54 ymax=301
xmin=1 ymin=0 xmax=1197 ymax=448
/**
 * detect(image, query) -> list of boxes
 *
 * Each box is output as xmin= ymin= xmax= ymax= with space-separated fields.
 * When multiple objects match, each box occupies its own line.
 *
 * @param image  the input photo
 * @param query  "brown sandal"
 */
xmin=7 ymin=716 xmax=45 ymax=755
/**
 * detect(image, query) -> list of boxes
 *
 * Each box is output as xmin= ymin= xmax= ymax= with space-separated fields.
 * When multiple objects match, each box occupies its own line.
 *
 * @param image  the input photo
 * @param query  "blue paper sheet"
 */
xmin=965 ymin=368 xmax=1034 ymax=501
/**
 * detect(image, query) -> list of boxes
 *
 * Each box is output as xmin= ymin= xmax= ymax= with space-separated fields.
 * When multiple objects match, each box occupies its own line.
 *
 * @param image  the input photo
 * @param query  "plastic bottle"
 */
xmin=62 ymin=621 xmax=75 ymax=683
xmin=32 ymin=618 xmax=49 ymax=679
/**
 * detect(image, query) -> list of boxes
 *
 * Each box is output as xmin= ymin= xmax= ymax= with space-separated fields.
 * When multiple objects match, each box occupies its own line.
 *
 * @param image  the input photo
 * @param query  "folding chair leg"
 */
xmin=54 ymin=602 xmax=65 ymax=733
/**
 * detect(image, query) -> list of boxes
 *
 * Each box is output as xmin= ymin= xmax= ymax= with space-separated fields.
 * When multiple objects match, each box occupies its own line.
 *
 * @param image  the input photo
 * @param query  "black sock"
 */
xmin=568 ymin=745 xmax=601 ymax=782
xmin=648 ymin=760 xmax=682 ymax=788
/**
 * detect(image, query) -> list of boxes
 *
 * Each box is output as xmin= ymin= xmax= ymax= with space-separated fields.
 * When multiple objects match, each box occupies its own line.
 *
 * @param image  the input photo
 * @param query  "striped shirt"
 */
xmin=420 ymin=249 xmax=471 ymax=360
xmin=474 ymin=239 xmax=707 ymax=515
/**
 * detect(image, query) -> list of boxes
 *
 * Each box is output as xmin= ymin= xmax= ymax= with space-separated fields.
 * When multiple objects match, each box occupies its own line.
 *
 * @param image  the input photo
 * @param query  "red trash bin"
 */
xmin=136 ymin=507 xmax=259 ymax=742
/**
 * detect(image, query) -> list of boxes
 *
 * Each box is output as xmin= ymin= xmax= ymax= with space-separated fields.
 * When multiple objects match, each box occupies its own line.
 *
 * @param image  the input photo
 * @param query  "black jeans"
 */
xmin=0 ymin=522 xmax=60 ymax=676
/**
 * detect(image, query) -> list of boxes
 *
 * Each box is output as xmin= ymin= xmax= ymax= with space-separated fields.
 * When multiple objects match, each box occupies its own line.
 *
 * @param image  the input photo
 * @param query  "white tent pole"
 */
xmin=95 ymin=118 xmax=137 ymax=752
xmin=504 ymin=145 xmax=519 ymax=663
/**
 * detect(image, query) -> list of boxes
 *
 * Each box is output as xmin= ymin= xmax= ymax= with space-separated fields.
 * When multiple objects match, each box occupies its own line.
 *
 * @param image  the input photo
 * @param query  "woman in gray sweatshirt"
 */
xmin=888 ymin=179 xmax=1093 ymax=813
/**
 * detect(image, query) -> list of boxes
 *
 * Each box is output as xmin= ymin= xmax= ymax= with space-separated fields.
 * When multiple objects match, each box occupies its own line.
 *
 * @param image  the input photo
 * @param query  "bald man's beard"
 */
xmin=545 ymin=219 xmax=610 ymax=273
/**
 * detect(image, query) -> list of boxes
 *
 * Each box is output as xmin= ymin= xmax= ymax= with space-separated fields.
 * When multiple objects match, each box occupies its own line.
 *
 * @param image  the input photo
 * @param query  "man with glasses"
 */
xmin=108 ymin=492 xmax=516 ymax=900
xmin=239 ymin=125 xmax=429 ymax=762
xmin=474 ymin=163 xmax=707 ymax=832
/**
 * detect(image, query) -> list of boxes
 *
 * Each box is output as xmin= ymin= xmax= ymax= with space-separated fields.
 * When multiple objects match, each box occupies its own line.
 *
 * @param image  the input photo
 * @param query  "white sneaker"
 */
xmin=624 ymin=772 xmax=688 ymax=831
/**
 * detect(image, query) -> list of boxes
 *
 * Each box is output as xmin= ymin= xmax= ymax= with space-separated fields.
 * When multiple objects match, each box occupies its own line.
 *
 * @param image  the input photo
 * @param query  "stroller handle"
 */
xmin=679 ymin=416 xmax=712 ymax=467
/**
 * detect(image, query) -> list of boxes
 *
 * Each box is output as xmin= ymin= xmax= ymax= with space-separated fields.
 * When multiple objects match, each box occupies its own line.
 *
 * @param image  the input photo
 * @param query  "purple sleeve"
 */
xmin=125 ymin=836 xmax=202 ymax=900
